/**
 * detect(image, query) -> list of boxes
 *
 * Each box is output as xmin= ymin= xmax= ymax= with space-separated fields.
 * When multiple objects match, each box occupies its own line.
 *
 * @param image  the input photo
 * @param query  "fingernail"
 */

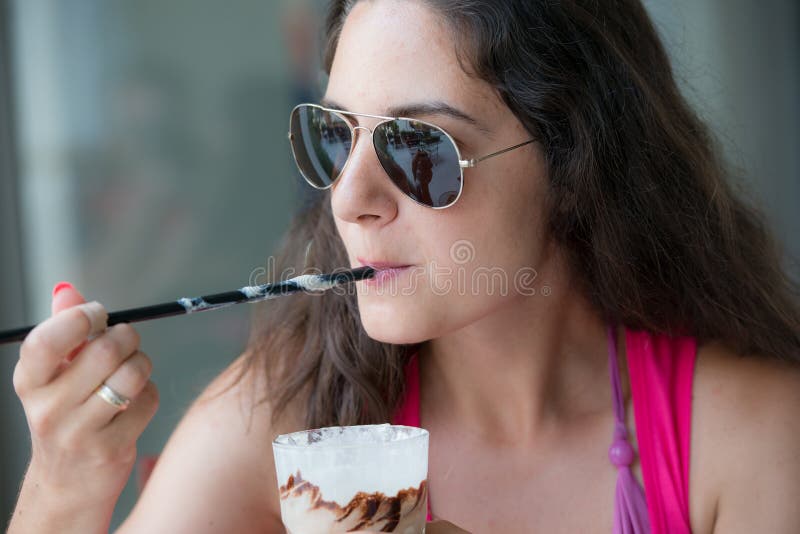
xmin=76 ymin=301 xmax=108 ymax=337
xmin=52 ymin=281 xmax=73 ymax=297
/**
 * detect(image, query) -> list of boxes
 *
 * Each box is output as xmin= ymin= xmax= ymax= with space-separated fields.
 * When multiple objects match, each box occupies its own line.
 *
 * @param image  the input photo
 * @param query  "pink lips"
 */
xmin=357 ymin=258 xmax=413 ymax=287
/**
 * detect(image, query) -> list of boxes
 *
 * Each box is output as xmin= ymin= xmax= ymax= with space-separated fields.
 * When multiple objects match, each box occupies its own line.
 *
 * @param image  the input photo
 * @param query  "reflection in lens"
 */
xmin=374 ymin=120 xmax=461 ymax=208
xmin=290 ymin=106 xmax=352 ymax=188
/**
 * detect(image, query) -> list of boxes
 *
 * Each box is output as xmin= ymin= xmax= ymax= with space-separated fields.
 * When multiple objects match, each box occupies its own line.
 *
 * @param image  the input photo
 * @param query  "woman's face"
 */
xmin=327 ymin=0 xmax=552 ymax=344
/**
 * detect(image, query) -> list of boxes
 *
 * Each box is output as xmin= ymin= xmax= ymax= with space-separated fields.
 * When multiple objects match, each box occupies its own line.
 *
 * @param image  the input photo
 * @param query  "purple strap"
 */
xmin=607 ymin=322 xmax=651 ymax=534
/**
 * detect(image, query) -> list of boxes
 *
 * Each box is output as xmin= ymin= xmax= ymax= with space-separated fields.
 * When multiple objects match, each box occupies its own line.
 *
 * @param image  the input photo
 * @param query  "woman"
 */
xmin=9 ymin=1 xmax=800 ymax=532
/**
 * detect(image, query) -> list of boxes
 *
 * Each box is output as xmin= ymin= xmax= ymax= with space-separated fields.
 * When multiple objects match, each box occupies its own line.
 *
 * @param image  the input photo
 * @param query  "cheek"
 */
xmin=484 ymin=158 xmax=548 ymax=257
xmin=442 ymin=172 xmax=546 ymax=271
xmin=333 ymin=214 xmax=348 ymax=251
xmin=331 ymin=204 xmax=361 ymax=262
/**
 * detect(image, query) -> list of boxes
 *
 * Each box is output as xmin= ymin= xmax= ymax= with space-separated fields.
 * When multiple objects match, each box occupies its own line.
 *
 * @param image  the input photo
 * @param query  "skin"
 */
xmin=9 ymin=1 xmax=800 ymax=533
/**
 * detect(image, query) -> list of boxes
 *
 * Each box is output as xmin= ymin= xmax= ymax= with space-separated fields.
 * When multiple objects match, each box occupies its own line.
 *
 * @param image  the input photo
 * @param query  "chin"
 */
xmin=360 ymin=318 xmax=427 ymax=345
xmin=358 ymin=306 xmax=435 ymax=345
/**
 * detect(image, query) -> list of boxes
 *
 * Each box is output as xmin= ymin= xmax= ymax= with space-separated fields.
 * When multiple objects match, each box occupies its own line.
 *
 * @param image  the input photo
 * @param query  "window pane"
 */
xmin=9 ymin=0 xmax=322 ymax=527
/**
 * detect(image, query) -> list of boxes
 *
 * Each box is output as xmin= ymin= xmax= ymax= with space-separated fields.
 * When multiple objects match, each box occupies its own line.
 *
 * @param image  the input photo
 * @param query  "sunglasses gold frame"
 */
xmin=288 ymin=103 xmax=536 ymax=209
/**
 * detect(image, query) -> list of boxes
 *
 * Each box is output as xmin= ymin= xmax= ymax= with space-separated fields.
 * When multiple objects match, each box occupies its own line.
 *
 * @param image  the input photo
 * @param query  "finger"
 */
xmin=18 ymin=302 xmax=108 ymax=391
xmin=51 ymin=281 xmax=86 ymax=316
xmin=100 ymin=380 xmax=159 ymax=447
xmin=81 ymin=350 xmax=152 ymax=427
xmin=51 ymin=282 xmax=91 ymax=362
xmin=55 ymin=324 xmax=142 ymax=406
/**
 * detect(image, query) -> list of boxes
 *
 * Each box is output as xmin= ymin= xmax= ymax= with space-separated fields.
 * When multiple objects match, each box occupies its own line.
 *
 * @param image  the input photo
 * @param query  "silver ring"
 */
xmin=94 ymin=383 xmax=131 ymax=411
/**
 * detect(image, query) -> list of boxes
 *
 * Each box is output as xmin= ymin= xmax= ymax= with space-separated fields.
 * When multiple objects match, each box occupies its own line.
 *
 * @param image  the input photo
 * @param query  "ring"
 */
xmin=94 ymin=383 xmax=131 ymax=411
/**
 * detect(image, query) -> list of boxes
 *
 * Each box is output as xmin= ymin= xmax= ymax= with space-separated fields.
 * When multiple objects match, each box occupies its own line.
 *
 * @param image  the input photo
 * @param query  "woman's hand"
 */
xmin=8 ymin=283 xmax=159 ymax=534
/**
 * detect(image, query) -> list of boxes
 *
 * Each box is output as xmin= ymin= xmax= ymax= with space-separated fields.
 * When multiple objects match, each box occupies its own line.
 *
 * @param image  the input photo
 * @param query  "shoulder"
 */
xmin=694 ymin=340 xmax=800 ymax=419
xmin=117 ymin=352 xmax=301 ymax=534
xmin=690 ymin=341 xmax=800 ymax=533
xmin=693 ymin=341 xmax=800 ymax=432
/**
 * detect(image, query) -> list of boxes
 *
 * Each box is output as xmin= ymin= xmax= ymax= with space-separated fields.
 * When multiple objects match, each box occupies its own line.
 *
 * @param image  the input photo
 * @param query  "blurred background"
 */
xmin=0 ymin=0 xmax=797 ymax=529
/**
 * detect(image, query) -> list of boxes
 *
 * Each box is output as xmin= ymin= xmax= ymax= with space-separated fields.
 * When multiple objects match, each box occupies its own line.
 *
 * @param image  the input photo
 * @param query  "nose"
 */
xmin=330 ymin=126 xmax=399 ymax=226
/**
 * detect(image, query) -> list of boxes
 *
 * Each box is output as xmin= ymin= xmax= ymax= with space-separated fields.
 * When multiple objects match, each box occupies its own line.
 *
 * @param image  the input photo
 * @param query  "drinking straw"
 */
xmin=0 ymin=266 xmax=375 ymax=345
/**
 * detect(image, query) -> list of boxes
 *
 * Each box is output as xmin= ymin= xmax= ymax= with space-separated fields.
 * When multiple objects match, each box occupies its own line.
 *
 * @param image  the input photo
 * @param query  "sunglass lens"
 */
xmin=374 ymin=120 xmax=462 ymax=208
xmin=290 ymin=105 xmax=352 ymax=188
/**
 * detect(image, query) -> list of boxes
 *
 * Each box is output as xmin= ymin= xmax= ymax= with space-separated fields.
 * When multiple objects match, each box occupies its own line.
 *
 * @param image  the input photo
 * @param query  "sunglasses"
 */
xmin=288 ymin=103 xmax=536 ymax=209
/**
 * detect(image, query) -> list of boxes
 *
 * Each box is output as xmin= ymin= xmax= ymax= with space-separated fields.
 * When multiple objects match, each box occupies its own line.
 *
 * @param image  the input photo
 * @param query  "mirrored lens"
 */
xmin=290 ymin=106 xmax=352 ymax=188
xmin=374 ymin=119 xmax=462 ymax=208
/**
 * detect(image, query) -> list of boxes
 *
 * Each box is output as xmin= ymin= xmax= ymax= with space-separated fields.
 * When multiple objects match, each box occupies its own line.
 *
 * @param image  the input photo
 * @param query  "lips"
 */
xmin=356 ymin=257 xmax=414 ymax=287
xmin=356 ymin=257 xmax=413 ymax=270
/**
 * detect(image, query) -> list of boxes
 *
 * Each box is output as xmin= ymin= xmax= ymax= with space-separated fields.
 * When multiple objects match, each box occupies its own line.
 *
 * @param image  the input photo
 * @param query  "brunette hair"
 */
xmin=237 ymin=0 xmax=800 ymax=430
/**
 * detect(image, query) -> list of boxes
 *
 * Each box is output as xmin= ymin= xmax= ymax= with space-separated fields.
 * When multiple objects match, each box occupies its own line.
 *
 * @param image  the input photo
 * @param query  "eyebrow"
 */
xmin=320 ymin=98 xmax=491 ymax=134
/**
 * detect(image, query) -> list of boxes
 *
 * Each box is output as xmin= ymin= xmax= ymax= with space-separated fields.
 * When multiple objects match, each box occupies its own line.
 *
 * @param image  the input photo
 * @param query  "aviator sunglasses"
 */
xmin=288 ymin=103 xmax=536 ymax=209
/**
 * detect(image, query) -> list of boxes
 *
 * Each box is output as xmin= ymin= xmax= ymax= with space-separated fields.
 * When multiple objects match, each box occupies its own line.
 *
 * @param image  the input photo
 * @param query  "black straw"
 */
xmin=0 ymin=267 xmax=375 ymax=346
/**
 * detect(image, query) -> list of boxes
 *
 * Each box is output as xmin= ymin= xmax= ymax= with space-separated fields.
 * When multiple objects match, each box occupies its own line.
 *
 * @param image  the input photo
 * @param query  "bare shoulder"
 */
xmin=116 ymin=353 xmax=293 ymax=534
xmin=691 ymin=341 xmax=800 ymax=534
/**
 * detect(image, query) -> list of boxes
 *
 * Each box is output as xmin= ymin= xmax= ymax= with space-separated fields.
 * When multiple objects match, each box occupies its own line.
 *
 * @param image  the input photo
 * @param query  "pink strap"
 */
xmin=626 ymin=329 xmax=696 ymax=534
xmin=608 ymin=323 xmax=651 ymax=533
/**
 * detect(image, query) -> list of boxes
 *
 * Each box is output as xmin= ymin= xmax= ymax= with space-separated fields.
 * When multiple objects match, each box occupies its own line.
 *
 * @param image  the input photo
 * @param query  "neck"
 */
xmin=419 ymin=256 xmax=621 ymax=446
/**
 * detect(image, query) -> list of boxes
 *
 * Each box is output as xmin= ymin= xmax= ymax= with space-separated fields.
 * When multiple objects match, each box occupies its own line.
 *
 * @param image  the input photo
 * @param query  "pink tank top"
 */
xmin=392 ymin=324 xmax=696 ymax=534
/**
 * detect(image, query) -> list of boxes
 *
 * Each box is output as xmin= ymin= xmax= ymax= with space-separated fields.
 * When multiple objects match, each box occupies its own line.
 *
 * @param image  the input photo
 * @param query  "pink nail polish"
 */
xmin=52 ymin=281 xmax=73 ymax=297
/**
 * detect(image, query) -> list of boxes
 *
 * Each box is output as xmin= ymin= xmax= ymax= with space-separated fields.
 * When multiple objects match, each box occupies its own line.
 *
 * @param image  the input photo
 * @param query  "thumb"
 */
xmin=51 ymin=281 xmax=87 ymax=316
xmin=51 ymin=281 xmax=91 ymax=364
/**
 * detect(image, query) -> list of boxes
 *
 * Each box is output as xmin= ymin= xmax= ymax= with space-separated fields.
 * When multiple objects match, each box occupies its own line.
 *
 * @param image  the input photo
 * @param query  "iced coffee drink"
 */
xmin=273 ymin=424 xmax=428 ymax=533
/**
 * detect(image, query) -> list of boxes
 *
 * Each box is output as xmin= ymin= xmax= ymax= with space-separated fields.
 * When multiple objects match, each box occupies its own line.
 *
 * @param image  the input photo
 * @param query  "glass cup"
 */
xmin=273 ymin=424 xmax=429 ymax=533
